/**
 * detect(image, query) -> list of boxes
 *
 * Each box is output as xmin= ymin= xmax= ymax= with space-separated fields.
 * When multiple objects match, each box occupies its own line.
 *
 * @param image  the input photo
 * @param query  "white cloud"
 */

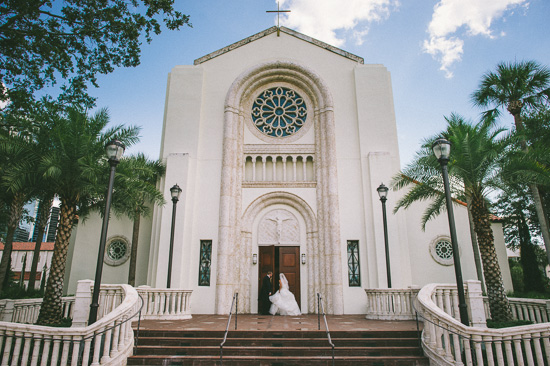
xmin=424 ymin=0 xmax=527 ymax=78
xmin=277 ymin=0 xmax=398 ymax=47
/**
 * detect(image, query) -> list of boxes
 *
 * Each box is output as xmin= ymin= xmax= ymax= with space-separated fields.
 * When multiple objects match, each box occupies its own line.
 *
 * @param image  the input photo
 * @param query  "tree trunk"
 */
xmin=466 ymin=195 xmax=486 ymax=293
xmin=470 ymin=196 xmax=513 ymax=322
xmin=37 ymin=198 xmax=76 ymax=325
xmin=128 ymin=210 xmax=140 ymax=287
xmin=0 ymin=192 xmax=25 ymax=293
xmin=28 ymin=197 xmax=53 ymax=291
xmin=511 ymin=110 xmax=550 ymax=267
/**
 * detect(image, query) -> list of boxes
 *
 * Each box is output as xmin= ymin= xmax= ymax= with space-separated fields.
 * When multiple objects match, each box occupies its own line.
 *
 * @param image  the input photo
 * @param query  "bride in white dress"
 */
xmin=269 ymin=273 xmax=301 ymax=316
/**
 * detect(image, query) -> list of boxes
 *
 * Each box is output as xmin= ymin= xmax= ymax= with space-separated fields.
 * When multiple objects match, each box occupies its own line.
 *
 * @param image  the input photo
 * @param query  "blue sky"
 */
xmin=90 ymin=0 xmax=550 ymax=168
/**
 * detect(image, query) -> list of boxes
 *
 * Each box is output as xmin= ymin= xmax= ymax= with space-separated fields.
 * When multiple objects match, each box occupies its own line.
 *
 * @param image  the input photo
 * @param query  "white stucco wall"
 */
xmin=65 ymin=28 xmax=514 ymax=315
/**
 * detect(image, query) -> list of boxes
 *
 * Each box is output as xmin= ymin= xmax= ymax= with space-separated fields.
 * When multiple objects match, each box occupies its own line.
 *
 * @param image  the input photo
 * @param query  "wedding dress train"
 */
xmin=269 ymin=273 xmax=301 ymax=316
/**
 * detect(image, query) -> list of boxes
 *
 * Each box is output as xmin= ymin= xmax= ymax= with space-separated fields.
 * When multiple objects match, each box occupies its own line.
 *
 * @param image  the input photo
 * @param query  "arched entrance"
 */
xmin=242 ymin=192 xmax=316 ymax=314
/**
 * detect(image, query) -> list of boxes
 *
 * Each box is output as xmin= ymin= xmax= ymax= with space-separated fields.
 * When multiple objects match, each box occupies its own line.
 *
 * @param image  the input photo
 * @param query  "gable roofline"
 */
xmin=194 ymin=26 xmax=364 ymax=65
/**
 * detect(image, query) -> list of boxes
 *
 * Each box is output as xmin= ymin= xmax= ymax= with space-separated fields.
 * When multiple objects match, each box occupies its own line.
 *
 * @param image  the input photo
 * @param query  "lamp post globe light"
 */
xmin=89 ymin=139 xmax=125 ymax=325
xmin=376 ymin=183 xmax=392 ymax=288
xmin=432 ymin=138 xmax=469 ymax=326
xmin=167 ymin=184 xmax=182 ymax=288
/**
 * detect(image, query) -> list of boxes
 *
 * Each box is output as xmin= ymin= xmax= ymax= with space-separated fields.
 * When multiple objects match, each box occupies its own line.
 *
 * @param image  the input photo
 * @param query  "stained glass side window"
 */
xmin=347 ymin=240 xmax=361 ymax=287
xmin=198 ymin=240 xmax=212 ymax=286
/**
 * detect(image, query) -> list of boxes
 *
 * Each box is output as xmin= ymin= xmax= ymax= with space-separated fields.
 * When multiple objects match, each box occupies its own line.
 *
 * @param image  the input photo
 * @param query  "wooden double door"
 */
xmin=258 ymin=246 xmax=301 ymax=311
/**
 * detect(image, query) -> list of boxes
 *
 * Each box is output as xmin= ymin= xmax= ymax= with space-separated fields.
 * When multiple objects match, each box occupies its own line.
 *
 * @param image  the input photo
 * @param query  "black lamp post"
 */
xmin=432 ymin=138 xmax=469 ymax=326
xmin=167 ymin=184 xmax=182 ymax=288
xmin=377 ymin=183 xmax=392 ymax=288
xmin=89 ymin=139 xmax=125 ymax=325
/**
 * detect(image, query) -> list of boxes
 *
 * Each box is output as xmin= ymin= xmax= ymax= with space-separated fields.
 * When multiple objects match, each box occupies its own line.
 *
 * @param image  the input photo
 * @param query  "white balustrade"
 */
xmin=0 ymin=283 xmax=140 ymax=365
xmin=364 ymin=287 xmax=420 ymax=320
xmin=136 ymin=287 xmax=192 ymax=320
xmin=0 ymin=297 xmax=74 ymax=324
xmin=417 ymin=283 xmax=550 ymax=366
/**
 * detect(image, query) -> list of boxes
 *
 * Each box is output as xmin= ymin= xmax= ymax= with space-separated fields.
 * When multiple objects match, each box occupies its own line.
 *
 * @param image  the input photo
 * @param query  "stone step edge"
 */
xmin=129 ymin=355 xmax=428 ymax=360
xmin=135 ymin=345 xmax=420 ymax=350
xmin=136 ymin=336 xmax=419 ymax=341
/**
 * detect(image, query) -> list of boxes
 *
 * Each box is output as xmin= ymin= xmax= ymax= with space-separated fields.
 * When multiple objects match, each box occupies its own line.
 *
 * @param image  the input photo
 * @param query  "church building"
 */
xmin=64 ymin=26 xmax=512 ymax=315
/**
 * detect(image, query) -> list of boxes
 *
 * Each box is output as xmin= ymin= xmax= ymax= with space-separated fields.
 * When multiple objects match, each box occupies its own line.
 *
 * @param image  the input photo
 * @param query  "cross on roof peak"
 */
xmin=266 ymin=1 xmax=291 ymax=36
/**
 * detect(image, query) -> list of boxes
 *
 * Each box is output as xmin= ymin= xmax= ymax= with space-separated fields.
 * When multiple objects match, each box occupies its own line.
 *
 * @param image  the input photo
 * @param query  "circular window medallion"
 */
xmin=429 ymin=237 xmax=455 ymax=266
xmin=104 ymin=236 xmax=131 ymax=266
xmin=251 ymin=87 xmax=307 ymax=138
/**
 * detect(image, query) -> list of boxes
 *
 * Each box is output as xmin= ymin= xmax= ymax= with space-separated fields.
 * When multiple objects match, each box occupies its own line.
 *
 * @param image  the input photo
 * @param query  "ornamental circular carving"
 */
xmin=104 ymin=236 xmax=131 ymax=266
xmin=251 ymin=87 xmax=307 ymax=138
xmin=429 ymin=237 xmax=455 ymax=266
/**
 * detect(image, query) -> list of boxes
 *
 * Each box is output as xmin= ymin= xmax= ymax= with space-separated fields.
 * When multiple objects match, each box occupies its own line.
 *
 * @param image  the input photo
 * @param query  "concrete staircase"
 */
xmin=128 ymin=329 xmax=429 ymax=365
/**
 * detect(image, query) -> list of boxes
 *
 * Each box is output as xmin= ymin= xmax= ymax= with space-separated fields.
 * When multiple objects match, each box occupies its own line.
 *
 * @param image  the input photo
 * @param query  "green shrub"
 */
xmin=487 ymin=319 xmax=533 ymax=328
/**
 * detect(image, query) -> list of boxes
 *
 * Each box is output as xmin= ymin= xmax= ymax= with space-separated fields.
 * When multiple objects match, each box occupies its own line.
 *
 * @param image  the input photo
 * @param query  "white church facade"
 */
xmin=64 ymin=27 xmax=512 ymax=315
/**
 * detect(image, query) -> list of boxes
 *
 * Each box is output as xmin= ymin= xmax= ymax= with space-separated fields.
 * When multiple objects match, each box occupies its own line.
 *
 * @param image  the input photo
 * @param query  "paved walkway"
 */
xmin=134 ymin=314 xmax=421 ymax=332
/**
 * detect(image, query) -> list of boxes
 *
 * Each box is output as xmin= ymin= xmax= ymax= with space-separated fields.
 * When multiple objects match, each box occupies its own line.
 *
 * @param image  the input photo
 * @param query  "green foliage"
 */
xmin=0 ymin=287 xmax=43 ymax=300
xmin=0 ymin=0 xmax=191 ymax=111
xmin=471 ymin=60 xmax=550 ymax=120
xmin=46 ymin=317 xmax=73 ymax=328
xmin=508 ymin=259 xmax=524 ymax=293
xmin=487 ymin=319 xmax=533 ymax=328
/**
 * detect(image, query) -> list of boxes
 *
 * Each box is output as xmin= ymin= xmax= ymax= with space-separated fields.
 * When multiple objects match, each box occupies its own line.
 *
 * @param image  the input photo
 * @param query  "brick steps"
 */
xmin=127 ymin=355 xmax=429 ymax=366
xmin=129 ymin=329 xmax=429 ymax=366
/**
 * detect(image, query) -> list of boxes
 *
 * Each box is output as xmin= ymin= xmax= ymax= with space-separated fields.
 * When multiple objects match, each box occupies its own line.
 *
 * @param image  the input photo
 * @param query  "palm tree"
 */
xmin=0 ymin=130 xmax=37 ymax=293
xmin=36 ymin=107 xmax=139 ymax=325
xmin=472 ymin=60 xmax=550 ymax=266
xmin=27 ymin=195 xmax=54 ymax=291
xmin=112 ymin=154 xmax=165 ymax=286
xmin=393 ymin=114 xmax=514 ymax=322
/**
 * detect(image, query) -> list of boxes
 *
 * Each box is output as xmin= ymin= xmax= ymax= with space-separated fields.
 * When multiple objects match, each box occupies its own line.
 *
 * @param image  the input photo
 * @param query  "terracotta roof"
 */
xmin=0 ymin=242 xmax=55 ymax=251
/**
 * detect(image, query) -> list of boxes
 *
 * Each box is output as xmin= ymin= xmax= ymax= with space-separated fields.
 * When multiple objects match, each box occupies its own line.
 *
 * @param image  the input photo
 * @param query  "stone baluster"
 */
xmin=503 ymin=337 xmax=514 ymax=366
xmin=527 ymin=305 xmax=535 ymax=323
xmin=50 ymin=335 xmax=62 ymax=365
xmin=2 ymin=331 xmax=13 ymax=366
xmin=463 ymin=337 xmax=473 ymax=366
xmin=30 ymin=334 xmax=42 ymax=366
xmin=90 ymin=332 xmax=102 ymax=366
xmin=435 ymin=319 xmax=444 ymax=355
xmin=523 ymin=334 xmax=535 ymax=366
xmin=70 ymin=337 xmax=82 ymax=366
xmin=10 ymin=331 xmax=23 ymax=366
xmin=442 ymin=328 xmax=453 ymax=362
xmin=451 ymin=333 xmax=462 ymax=365
xmin=119 ymin=316 xmax=128 ymax=349
xmin=110 ymin=321 xmax=120 ymax=357
xmin=472 ymin=335 xmax=484 ymax=366
xmin=82 ymin=338 xmax=93 ymax=366
xmin=40 ymin=335 xmax=52 ymax=366
xmin=20 ymin=332 xmax=32 ymax=365
xmin=513 ymin=334 xmax=524 ymax=366
xmin=101 ymin=327 xmax=112 ymax=364
xmin=493 ymin=337 xmax=505 ymax=366
xmin=532 ymin=332 xmax=544 ymax=366
xmin=60 ymin=336 xmax=71 ymax=365
xmin=483 ymin=335 xmax=495 ymax=366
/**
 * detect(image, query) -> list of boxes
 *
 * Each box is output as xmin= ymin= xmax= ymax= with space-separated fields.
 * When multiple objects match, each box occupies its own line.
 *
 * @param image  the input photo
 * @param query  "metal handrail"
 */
xmin=317 ymin=293 xmax=335 ymax=366
xmin=219 ymin=292 xmax=238 ymax=364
